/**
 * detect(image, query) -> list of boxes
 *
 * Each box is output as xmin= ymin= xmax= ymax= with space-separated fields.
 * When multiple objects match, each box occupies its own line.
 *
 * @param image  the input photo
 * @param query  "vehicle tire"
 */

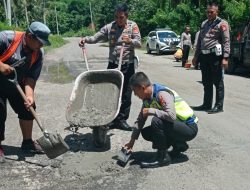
xmin=92 ymin=126 xmax=108 ymax=148
xmin=146 ymin=44 xmax=151 ymax=54
xmin=156 ymin=45 xmax=161 ymax=55
xmin=226 ymin=58 xmax=238 ymax=74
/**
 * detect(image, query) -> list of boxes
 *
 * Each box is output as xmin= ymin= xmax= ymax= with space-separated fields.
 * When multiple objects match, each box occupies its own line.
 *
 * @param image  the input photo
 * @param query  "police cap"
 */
xmin=28 ymin=21 xmax=51 ymax=46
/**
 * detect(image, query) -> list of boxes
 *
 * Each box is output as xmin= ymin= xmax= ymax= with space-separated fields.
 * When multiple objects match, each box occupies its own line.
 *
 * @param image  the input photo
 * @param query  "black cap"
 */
xmin=28 ymin=21 xmax=51 ymax=46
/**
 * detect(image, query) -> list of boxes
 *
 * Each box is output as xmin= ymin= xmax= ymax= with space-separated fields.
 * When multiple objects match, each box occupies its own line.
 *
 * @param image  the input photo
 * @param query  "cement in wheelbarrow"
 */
xmin=66 ymin=69 xmax=123 ymax=127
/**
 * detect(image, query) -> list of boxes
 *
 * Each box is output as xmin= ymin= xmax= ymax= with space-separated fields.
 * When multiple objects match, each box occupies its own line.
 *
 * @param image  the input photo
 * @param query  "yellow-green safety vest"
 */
xmin=143 ymin=83 xmax=198 ymax=124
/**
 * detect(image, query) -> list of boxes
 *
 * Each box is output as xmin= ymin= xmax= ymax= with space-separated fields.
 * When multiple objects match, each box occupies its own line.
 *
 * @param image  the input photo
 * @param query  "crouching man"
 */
xmin=124 ymin=72 xmax=198 ymax=168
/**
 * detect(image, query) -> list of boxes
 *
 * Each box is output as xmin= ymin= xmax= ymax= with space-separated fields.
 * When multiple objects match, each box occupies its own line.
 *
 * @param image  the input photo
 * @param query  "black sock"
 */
xmin=22 ymin=139 xmax=33 ymax=145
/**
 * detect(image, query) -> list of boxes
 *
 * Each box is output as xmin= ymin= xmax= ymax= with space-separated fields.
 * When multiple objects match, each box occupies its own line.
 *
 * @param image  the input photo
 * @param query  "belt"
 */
xmin=110 ymin=60 xmax=133 ymax=65
xmin=201 ymin=48 xmax=216 ymax=54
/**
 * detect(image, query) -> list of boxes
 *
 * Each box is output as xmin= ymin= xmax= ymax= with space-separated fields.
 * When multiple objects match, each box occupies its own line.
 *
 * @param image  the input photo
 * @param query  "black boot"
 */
xmin=207 ymin=105 xmax=223 ymax=114
xmin=140 ymin=149 xmax=171 ymax=168
xmin=169 ymin=142 xmax=189 ymax=158
xmin=191 ymin=104 xmax=211 ymax=111
xmin=118 ymin=120 xmax=132 ymax=131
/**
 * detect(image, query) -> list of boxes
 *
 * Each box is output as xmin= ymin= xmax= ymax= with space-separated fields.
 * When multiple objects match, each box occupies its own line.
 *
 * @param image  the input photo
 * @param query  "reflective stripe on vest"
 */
xmin=0 ymin=31 xmax=38 ymax=67
xmin=143 ymin=84 xmax=198 ymax=124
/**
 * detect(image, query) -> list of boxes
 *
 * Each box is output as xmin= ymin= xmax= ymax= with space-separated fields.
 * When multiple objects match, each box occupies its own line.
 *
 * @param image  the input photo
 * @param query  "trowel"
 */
xmin=117 ymin=147 xmax=132 ymax=167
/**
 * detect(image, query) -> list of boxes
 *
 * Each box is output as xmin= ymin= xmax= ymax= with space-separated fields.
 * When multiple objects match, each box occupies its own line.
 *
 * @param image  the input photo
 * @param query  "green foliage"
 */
xmin=62 ymin=27 xmax=95 ymax=37
xmin=0 ymin=21 xmax=23 ymax=31
xmin=149 ymin=9 xmax=169 ymax=28
xmin=44 ymin=35 xmax=67 ymax=52
xmin=129 ymin=0 xmax=157 ymax=36
xmin=0 ymin=0 xmax=249 ymax=39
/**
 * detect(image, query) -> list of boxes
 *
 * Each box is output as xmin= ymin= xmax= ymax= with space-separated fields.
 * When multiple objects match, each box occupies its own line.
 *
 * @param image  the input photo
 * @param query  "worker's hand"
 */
xmin=192 ymin=57 xmax=197 ymax=66
xmin=79 ymin=37 xmax=85 ymax=47
xmin=0 ymin=63 xmax=14 ymax=75
xmin=124 ymin=138 xmax=135 ymax=151
xmin=122 ymin=34 xmax=132 ymax=44
xmin=24 ymin=95 xmax=34 ymax=110
xmin=222 ymin=58 xmax=228 ymax=70
xmin=142 ymin=108 xmax=149 ymax=118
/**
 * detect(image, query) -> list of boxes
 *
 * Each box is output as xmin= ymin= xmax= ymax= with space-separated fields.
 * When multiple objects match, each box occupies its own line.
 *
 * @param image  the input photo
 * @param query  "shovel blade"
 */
xmin=37 ymin=133 xmax=69 ymax=159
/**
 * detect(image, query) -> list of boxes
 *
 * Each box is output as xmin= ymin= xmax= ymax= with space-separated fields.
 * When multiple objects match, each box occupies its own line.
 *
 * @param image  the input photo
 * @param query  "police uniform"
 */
xmin=85 ymin=20 xmax=141 ymax=125
xmin=131 ymin=83 xmax=198 ymax=151
xmin=130 ymin=83 xmax=198 ymax=168
xmin=194 ymin=16 xmax=230 ymax=112
xmin=180 ymin=31 xmax=192 ymax=67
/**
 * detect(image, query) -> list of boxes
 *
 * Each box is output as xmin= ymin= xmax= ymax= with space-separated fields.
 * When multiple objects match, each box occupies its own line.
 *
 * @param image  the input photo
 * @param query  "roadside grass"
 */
xmin=48 ymin=63 xmax=75 ymax=84
xmin=44 ymin=35 xmax=68 ymax=52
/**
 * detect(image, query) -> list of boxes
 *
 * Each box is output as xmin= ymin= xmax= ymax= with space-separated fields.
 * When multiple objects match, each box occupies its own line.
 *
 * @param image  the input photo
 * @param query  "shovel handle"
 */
xmin=118 ymin=43 xmax=125 ymax=71
xmin=15 ymin=84 xmax=46 ymax=133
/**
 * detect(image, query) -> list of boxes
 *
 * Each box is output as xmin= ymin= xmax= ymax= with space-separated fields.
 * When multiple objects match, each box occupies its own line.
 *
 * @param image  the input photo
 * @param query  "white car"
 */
xmin=146 ymin=29 xmax=180 ymax=55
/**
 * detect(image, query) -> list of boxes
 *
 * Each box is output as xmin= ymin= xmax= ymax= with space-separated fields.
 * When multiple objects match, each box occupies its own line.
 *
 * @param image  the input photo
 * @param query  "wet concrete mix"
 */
xmin=70 ymin=82 xmax=120 ymax=127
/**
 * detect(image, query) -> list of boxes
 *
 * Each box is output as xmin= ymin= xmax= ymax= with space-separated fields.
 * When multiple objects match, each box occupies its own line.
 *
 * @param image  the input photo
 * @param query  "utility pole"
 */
xmin=3 ymin=0 xmax=7 ymax=19
xmin=43 ymin=0 xmax=46 ymax=25
xmin=55 ymin=5 xmax=59 ymax=35
xmin=6 ymin=0 xmax=11 ymax=26
xmin=24 ymin=0 xmax=29 ymax=25
xmin=89 ymin=1 xmax=94 ymax=30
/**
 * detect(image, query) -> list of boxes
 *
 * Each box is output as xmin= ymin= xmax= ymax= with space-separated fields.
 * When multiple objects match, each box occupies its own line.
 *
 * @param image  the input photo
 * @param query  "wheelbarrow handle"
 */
xmin=81 ymin=45 xmax=89 ymax=71
xmin=10 ymin=69 xmax=46 ymax=134
xmin=118 ymin=43 xmax=125 ymax=71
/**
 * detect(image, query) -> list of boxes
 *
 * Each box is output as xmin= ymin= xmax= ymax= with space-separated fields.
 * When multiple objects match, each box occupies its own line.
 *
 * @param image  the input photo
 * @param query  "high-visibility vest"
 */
xmin=0 ymin=31 xmax=38 ymax=67
xmin=143 ymin=83 xmax=198 ymax=124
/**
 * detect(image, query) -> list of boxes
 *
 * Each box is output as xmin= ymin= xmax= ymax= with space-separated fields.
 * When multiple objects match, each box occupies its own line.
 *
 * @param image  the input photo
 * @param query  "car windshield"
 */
xmin=157 ymin=32 xmax=177 ymax=39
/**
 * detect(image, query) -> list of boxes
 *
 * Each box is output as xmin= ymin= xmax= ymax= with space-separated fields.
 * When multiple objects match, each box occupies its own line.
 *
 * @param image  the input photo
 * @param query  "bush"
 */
xmin=62 ymin=27 xmax=96 ymax=37
xmin=44 ymin=35 xmax=67 ymax=52
xmin=0 ymin=21 xmax=23 ymax=31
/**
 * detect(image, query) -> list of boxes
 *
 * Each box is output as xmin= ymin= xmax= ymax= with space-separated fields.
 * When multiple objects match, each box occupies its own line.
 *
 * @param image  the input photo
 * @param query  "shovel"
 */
xmin=9 ymin=67 xmax=69 ymax=159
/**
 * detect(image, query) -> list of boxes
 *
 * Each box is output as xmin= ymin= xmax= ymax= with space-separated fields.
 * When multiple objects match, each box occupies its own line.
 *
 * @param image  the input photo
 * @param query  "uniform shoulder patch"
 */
xmin=220 ymin=22 xmax=228 ymax=31
xmin=159 ymin=94 xmax=167 ymax=106
xmin=133 ymin=24 xmax=140 ymax=34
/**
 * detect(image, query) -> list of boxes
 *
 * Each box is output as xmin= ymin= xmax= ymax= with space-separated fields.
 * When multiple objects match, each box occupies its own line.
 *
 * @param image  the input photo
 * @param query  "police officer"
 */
xmin=192 ymin=2 xmax=230 ymax=114
xmin=124 ymin=72 xmax=198 ymax=168
xmin=180 ymin=25 xmax=192 ymax=67
xmin=79 ymin=3 xmax=141 ymax=131
xmin=0 ymin=22 xmax=51 ymax=162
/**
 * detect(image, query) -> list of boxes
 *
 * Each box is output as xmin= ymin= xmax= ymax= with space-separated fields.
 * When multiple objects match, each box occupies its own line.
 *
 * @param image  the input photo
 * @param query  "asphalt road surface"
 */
xmin=1 ymin=38 xmax=250 ymax=190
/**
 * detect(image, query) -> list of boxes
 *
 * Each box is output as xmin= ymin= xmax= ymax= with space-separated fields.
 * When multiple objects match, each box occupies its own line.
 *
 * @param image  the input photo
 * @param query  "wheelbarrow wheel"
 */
xmin=92 ymin=126 xmax=108 ymax=148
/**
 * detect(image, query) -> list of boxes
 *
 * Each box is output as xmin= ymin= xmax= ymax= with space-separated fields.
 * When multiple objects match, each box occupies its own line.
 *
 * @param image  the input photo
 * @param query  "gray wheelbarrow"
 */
xmin=66 ymin=44 xmax=125 ymax=147
xmin=9 ymin=67 xmax=69 ymax=159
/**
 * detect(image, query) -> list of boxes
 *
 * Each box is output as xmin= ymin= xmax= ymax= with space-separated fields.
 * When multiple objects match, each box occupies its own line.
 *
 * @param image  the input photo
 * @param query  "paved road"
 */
xmin=1 ymin=38 xmax=250 ymax=190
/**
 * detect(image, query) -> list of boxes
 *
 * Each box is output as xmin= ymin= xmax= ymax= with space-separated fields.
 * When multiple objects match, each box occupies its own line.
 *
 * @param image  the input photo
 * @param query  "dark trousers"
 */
xmin=200 ymin=53 xmax=224 ymax=108
xmin=107 ymin=61 xmax=135 ymax=121
xmin=0 ymin=77 xmax=34 ymax=141
xmin=141 ymin=117 xmax=198 ymax=150
xmin=182 ymin=45 xmax=190 ymax=67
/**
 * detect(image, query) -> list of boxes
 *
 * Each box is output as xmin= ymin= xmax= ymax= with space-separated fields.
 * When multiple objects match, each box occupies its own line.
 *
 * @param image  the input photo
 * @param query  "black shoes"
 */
xmin=169 ymin=142 xmax=189 ymax=158
xmin=118 ymin=121 xmax=132 ymax=131
xmin=140 ymin=149 xmax=171 ymax=168
xmin=191 ymin=104 xmax=211 ymax=111
xmin=192 ymin=104 xmax=224 ymax=114
xmin=21 ymin=140 xmax=44 ymax=154
xmin=207 ymin=105 xmax=223 ymax=114
xmin=108 ymin=120 xmax=132 ymax=131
